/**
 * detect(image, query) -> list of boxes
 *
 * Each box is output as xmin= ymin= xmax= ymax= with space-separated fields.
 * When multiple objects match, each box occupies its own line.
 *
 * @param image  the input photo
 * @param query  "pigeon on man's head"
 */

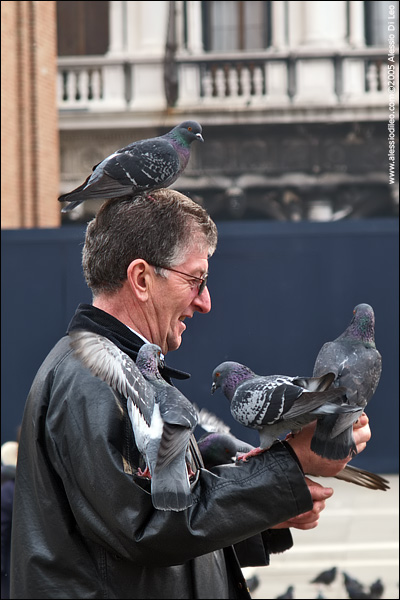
xmin=211 ymin=361 xmax=357 ymax=460
xmin=69 ymin=330 xmax=198 ymax=512
xmin=59 ymin=121 xmax=204 ymax=213
xmin=311 ymin=303 xmax=382 ymax=460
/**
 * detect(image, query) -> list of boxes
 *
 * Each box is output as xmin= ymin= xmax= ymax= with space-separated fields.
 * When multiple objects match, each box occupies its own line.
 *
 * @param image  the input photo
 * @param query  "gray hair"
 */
xmin=82 ymin=189 xmax=218 ymax=296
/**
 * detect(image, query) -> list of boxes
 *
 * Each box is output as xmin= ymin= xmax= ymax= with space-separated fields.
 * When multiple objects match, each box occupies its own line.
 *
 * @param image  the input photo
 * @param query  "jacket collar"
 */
xmin=67 ymin=303 xmax=191 ymax=382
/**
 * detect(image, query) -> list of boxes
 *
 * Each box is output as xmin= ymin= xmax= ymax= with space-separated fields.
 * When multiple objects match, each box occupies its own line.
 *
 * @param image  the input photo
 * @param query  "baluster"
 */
xmin=253 ymin=65 xmax=264 ymax=97
xmin=215 ymin=67 xmax=226 ymax=98
xmin=202 ymin=69 xmax=213 ymax=99
xmin=92 ymin=69 xmax=102 ymax=100
xmin=241 ymin=66 xmax=251 ymax=100
xmin=66 ymin=71 xmax=76 ymax=102
xmin=57 ymin=71 xmax=66 ymax=102
xmin=366 ymin=62 xmax=378 ymax=93
xmin=379 ymin=63 xmax=387 ymax=94
xmin=79 ymin=70 xmax=90 ymax=102
xmin=228 ymin=65 xmax=239 ymax=99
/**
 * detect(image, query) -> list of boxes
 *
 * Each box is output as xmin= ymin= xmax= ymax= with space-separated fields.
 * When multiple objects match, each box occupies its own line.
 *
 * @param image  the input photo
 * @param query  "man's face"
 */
xmin=147 ymin=248 xmax=211 ymax=354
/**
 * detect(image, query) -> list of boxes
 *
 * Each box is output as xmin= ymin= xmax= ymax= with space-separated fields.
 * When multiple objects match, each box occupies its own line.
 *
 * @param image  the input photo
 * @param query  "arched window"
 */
xmin=201 ymin=1 xmax=271 ymax=52
xmin=57 ymin=1 xmax=109 ymax=56
xmin=364 ymin=0 xmax=399 ymax=46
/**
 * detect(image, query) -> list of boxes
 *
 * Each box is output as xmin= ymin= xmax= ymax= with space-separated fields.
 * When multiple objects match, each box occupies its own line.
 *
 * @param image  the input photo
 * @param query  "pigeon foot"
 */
xmin=236 ymin=447 xmax=266 ymax=462
xmin=137 ymin=466 xmax=151 ymax=478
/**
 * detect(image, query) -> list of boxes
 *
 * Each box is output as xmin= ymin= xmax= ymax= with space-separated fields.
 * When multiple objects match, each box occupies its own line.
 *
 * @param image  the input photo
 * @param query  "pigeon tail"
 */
xmin=311 ymin=415 xmax=357 ymax=460
xmin=61 ymin=198 xmax=85 ymax=213
xmin=151 ymin=453 xmax=193 ymax=512
xmin=333 ymin=465 xmax=390 ymax=491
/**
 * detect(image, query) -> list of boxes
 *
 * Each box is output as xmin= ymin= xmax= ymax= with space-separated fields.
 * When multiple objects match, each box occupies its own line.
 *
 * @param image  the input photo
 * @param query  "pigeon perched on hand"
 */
xmin=194 ymin=405 xmax=254 ymax=468
xmin=195 ymin=407 xmax=389 ymax=489
xmin=59 ymin=121 xmax=204 ymax=213
xmin=211 ymin=361 xmax=357 ymax=460
xmin=311 ymin=304 xmax=382 ymax=460
xmin=197 ymin=432 xmax=255 ymax=469
xmin=69 ymin=330 xmax=198 ymax=512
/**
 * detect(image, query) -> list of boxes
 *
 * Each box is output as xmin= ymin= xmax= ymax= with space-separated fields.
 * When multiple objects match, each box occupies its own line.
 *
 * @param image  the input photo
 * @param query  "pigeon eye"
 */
xmin=188 ymin=127 xmax=192 ymax=131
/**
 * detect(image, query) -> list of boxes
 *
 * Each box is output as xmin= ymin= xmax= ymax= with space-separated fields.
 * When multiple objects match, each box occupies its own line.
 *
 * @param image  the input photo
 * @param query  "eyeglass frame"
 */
xmin=151 ymin=264 xmax=208 ymax=296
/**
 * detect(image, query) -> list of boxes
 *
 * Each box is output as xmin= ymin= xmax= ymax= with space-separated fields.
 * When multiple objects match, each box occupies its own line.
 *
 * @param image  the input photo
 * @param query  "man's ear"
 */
xmin=126 ymin=259 xmax=151 ymax=301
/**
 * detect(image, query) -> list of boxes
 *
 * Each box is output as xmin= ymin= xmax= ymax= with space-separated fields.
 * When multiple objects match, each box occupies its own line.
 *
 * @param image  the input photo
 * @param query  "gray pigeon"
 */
xmin=197 ymin=432 xmax=255 ymax=469
xmin=211 ymin=361 xmax=357 ymax=459
xmin=276 ymin=585 xmax=295 ymax=599
xmin=311 ymin=566 xmax=337 ymax=585
xmin=196 ymin=407 xmax=389 ymax=490
xmin=369 ymin=578 xmax=384 ymax=599
xmin=311 ymin=303 xmax=382 ymax=460
xmin=69 ymin=330 xmax=198 ymax=511
xmin=59 ymin=121 xmax=204 ymax=212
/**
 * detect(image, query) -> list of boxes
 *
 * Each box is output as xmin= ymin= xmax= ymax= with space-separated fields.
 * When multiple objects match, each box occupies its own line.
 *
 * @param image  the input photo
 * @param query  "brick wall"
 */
xmin=1 ymin=1 xmax=60 ymax=228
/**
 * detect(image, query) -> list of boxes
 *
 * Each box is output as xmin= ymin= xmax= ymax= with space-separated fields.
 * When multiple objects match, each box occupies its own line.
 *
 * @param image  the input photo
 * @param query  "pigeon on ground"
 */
xmin=342 ymin=572 xmax=368 ymax=599
xmin=69 ymin=330 xmax=198 ymax=511
xmin=369 ymin=578 xmax=384 ymax=599
xmin=311 ymin=566 xmax=337 ymax=585
xmin=211 ymin=362 xmax=358 ymax=460
xmin=311 ymin=304 xmax=382 ymax=460
xmin=59 ymin=121 xmax=204 ymax=212
xmin=276 ymin=585 xmax=295 ymax=599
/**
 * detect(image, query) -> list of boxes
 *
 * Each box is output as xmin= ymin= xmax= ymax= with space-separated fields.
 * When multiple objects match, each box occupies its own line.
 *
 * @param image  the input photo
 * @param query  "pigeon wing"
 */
xmin=103 ymin=138 xmax=181 ymax=189
xmin=69 ymin=330 xmax=155 ymax=426
xmin=154 ymin=386 xmax=198 ymax=471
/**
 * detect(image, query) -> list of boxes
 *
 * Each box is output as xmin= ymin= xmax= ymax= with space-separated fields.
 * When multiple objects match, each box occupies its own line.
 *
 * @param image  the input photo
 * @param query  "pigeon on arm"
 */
xmin=59 ymin=121 xmax=204 ymax=213
xmin=195 ymin=406 xmax=389 ymax=490
xmin=211 ymin=361 xmax=358 ymax=460
xmin=311 ymin=304 xmax=382 ymax=460
xmin=69 ymin=330 xmax=198 ymax=512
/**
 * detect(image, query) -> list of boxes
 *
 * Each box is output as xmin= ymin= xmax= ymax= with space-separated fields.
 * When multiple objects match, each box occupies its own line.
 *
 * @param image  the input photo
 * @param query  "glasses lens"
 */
xmin=198 ymin=275 xmax=208 ymax=295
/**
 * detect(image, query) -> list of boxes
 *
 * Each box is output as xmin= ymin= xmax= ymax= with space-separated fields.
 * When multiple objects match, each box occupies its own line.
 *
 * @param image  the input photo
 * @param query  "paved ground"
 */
xmin=242 ymin=474 xmax=399 ymax=600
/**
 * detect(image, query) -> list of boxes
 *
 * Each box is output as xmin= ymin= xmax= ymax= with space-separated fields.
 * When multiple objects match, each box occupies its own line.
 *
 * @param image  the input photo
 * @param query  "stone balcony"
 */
xmin=58 ymin=47 xmax=398 ymax=127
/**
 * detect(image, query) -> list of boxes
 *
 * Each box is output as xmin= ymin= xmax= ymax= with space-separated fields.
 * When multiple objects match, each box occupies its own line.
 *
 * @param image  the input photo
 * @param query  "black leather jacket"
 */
xmin=10 ymin=305 xmax=312 ymax=599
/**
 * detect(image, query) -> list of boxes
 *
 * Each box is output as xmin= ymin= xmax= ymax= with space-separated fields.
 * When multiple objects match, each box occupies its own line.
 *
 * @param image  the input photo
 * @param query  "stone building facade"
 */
xmin=1 ymin=1 xmax=60 ymax=228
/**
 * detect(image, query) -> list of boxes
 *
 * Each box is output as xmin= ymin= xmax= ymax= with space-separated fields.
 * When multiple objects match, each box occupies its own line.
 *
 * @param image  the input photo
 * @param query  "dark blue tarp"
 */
xmin=2 ymin=218 xmax=398 ymax=472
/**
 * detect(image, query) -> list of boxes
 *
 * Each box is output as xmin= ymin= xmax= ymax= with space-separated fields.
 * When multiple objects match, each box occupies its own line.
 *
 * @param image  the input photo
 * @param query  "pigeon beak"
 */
xmin=211 ymin=382 xmax=216 ymax=394
xmin=196 ymin=133 xmax=204 ymax=143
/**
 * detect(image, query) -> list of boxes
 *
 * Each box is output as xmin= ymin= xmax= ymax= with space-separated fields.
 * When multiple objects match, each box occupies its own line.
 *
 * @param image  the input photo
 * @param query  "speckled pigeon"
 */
xmin=196 ymin=406 xmax=389 ymax=489
xmin=59 ymin=121 xmax=204 ymax=212
xmin=311 ymin=303 xmax=382 ymax=460
xmin=69 ymin=330 xmax=198 ymax=511
xmin=211 ymin=361 xmax=357 ymax=460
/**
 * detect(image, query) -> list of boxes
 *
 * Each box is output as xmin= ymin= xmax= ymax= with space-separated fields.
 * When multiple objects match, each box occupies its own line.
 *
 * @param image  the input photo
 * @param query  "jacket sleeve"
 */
xmin=45 ymin=354 xmax=313 ymax=568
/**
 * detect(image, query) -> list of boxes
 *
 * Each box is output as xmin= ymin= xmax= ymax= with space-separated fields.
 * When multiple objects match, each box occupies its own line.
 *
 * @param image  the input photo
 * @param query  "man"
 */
xmin=11 ymin=190 xmax=370 ymax=599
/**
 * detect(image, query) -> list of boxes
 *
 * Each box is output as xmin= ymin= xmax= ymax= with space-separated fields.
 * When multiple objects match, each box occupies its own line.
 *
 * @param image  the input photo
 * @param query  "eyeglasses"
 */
xmin=153 ymin=265 xmax=208 ymax=296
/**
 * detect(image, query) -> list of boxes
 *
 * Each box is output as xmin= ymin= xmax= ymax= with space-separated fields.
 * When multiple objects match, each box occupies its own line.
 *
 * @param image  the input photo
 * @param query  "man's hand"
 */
xmin=287 ymin=413 xmax=371 ymax=477
xmin=271 ymin=477 xmax=333 ymax=530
